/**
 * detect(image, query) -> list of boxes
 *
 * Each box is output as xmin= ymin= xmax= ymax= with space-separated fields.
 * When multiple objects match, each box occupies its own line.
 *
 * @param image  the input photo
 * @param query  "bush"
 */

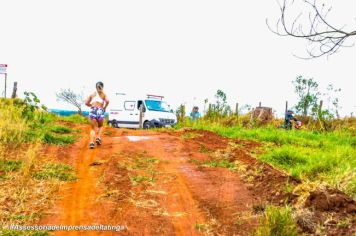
xmin=0 ymin=99 xmax=28 ymax=145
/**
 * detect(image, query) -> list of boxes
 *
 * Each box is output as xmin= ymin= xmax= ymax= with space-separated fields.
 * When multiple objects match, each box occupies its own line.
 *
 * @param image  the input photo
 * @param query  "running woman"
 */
xmin=85 ymin=82 xmax=110 ymax=149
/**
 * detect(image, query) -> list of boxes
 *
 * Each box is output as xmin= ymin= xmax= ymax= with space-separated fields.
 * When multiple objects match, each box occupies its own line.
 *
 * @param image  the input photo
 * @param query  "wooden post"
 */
xmin=11 ymin=82 xmax=17 ymax=98
xmin=139 ymin=105 xmax=144 ymax=129
xmin=4 ymin=73 xmax=7 ymax=98
xmin=259 ymin=102 xmax=261 ymax=107
xmin=235 ymin=103 xmax=239 ymax=116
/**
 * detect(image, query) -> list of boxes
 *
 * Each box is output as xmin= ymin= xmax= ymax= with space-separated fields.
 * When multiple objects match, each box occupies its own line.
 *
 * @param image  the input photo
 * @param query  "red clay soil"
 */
xmin=39 ymin=127 xmax=355 ymax=235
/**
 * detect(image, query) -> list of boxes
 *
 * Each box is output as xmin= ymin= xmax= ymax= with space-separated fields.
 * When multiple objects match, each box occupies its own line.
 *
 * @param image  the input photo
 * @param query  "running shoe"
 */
xmin=96 ymin=137 xmax=102 ymax=145
xmin=89 ymin=142 xmax=95 ymax=149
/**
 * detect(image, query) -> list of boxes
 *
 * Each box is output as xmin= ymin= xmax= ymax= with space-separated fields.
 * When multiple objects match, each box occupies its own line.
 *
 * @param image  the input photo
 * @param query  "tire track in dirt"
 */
xmin=41 ymin=128 xmax=107 ymax=236
xmin=41 ymin=128 xmax=258 ymax=235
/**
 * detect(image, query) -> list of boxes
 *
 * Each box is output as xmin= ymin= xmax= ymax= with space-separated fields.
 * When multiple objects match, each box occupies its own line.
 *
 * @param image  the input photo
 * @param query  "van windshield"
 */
xmin=145 ymin=100 xmax=170 ymax=112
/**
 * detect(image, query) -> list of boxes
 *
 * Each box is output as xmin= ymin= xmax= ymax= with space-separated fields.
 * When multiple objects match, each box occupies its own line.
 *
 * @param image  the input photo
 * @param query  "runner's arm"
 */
xmin=103 ymin=95 xmax=110 ymax=111
xmin=85 ymin=95 xmax=93 ymax=107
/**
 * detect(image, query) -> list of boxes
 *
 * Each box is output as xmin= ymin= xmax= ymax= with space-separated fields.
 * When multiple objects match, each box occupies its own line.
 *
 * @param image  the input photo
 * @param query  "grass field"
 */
xmin=0 ymin=99 xmax=82 ymax=235
xmin=176 ymin=119 xmax=356 ymax=198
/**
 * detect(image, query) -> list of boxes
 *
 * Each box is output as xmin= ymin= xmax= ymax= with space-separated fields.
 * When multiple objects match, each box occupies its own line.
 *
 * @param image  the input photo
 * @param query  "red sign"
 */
xmin=0 ymin=64 xmax=7 ymax=74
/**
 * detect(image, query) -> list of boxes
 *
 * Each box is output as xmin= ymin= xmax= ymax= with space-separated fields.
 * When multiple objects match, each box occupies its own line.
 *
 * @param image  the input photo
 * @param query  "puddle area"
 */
xmin=113 ymin=136 xmax=154 ymax=142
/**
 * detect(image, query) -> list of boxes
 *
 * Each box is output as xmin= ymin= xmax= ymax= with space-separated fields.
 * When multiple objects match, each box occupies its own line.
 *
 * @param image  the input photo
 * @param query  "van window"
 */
xmin=145 ymin=100 xmax=170 ymax=112
xmin=124 ymin=101 xmax=136 ymax=111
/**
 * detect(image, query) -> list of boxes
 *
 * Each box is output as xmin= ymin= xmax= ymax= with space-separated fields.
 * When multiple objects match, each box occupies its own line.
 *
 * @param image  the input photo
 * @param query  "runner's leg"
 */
xmin=90 ymin=119 xmax=97 ymax=144
xmin=97 ymin=119 xmax=104 ymax=140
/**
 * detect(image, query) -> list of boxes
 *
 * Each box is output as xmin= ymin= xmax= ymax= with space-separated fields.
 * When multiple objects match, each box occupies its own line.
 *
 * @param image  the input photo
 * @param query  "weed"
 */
xmin=104 ymin=130 xmax=113 ymax=136
xmin=58 ymin=114 xmax=88 ymax=124
xmin=203 ymin=159 xmax=236 ymax=170
xmin=0 ymin=160 xmax=23 ymax=172
xmin=43 ymin=133 xmax=75 ymax=145
xmin=182 ymin=132 xmax=199 ymax=140
xmin=32 ymin=163 xmax=77 ymax=181
xmin=130 ymin=175 xmax=156 ymax=185
xmin=199 ymin=144 xmax=209 ymax=153
xmin=283 ymin=182 xmax=294 ymax=194
xmin=195 ymin=223 xmax=208 ymax=231
xmin=337 ymin=218 xmax=351 ymax=228
xmin=254 ymin=205 xmax=298 ymax=236
xmin=189 ymin=159 xmax=202 ymax=165
xmin=50 ymin=125 xmax=73 ymax=134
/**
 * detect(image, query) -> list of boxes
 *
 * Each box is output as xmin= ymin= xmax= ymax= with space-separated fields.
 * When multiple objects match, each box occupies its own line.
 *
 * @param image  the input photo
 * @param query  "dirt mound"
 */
xmin=251 ymin=107 xmax=273 ymax=124
xmin=305 ymin=188 xmax=356 ymax=213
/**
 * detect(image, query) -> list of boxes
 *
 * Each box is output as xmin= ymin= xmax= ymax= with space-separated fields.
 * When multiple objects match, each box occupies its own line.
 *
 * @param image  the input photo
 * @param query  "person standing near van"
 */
xmin=85 ymin=82 xmax=110 ymax=149
xmin=190 ymin=106 xmax=201 ymax=121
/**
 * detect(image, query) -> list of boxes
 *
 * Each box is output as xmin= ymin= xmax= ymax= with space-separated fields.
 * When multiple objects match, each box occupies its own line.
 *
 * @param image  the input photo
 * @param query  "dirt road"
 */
xmin=40 ymin=127 xmax=298 ymax=235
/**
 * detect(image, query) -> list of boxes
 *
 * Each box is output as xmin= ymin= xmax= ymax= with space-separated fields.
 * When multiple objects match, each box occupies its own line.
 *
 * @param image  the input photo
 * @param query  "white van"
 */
xmin=108 ymin=94 xmax=177 ymax=129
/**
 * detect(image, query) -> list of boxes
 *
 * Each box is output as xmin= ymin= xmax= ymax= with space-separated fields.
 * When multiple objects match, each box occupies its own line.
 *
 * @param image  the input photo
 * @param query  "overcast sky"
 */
xmin=0 ymin=0 xmax=355 ymax=117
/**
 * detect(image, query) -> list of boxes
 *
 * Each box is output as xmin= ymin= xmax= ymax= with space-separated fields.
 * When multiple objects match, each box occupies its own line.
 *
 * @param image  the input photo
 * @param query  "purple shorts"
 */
xmin=89 ymin=107 xmax=105 ymax=121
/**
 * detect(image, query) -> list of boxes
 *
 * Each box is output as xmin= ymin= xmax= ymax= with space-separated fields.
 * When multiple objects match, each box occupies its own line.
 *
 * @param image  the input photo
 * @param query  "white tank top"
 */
xmin=92 ymin=92 xmax=104 ymax=103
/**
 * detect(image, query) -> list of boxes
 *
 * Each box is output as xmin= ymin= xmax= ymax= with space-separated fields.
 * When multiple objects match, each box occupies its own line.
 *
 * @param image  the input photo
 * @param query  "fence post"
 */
xmin=139 ymin=105 xmax=144 ymax=129
xmin=235 ymin=103 xmax=239 ymax=116
xmin=11 ymin=82 xmax=17 ymax=98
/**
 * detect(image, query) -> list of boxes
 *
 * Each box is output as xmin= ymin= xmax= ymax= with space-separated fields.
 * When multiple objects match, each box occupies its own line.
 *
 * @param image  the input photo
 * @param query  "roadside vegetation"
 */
xmin=0 ymin=94 xmax=81 ymax=235
xmin=178 ymin=119 xmax=356 ymax=198
xmin=175 ymin=78 xmax=355 ymax=198
xmin=173 ymin=78 xmax=355 ymax=234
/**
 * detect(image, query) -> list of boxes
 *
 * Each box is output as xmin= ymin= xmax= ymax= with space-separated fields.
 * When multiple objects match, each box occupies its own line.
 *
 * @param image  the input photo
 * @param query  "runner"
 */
xmin=85 ymin=82 xmax=110 ymax=149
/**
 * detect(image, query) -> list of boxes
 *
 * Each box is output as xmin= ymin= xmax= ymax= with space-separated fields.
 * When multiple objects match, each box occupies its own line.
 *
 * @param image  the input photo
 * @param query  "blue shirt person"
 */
xmin=190 ymin=106 xmax=201 ymax=121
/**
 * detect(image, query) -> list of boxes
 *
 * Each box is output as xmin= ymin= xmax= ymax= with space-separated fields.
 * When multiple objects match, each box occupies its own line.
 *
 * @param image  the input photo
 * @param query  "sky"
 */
xmin=0 ymin=0 xmax=355 ymax=117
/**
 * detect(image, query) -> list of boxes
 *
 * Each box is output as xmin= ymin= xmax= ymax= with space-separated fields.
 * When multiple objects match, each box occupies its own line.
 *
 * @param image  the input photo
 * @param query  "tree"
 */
xmin=293 ymin=76 xmax=320 ymax=117
xmin=267 ymin=0 xmax=356 ymax=58
xmin=56 ymin=89 xmax=84 ymax=114
xmin=176 ymin=104 xmax=186 ymax=122
xmin=206 ymin=90 xmax=232 ymax=118
xmin=323 ymin=84 xmax=341 ymax=118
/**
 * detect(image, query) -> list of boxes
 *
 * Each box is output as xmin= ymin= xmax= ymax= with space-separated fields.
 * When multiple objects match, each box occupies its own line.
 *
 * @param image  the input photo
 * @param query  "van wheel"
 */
xmin=143 ymin=121 xmax=152 ymax=129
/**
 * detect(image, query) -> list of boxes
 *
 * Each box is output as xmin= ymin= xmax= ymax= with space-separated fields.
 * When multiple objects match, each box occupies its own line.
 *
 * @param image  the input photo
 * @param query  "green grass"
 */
xmin=58 ymin=114 xmax=89 ymax=124
xmin=132 ymin=157 xmax=159 ymax=170
xmin=254 ymin=205 xmax=298 ymax=236
xmin=203 ymin=159 xmax=236 ymax=170
xmin=179 ymin=120 xmax=356 ymax=198
xmin=130 ymin=174 xmax=156 ymax=185
xmin=194 ymin=223 xmax=209 ymax=231
xmin=32 ymin=163 xmax=77 ymax=181
xmin=50 ymin=125 xmax=73 ymax=134
xmin=43 ymin=133 xmax=75 ymax=145
xmin=0 ymin=160 xmax=23 ymax=173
